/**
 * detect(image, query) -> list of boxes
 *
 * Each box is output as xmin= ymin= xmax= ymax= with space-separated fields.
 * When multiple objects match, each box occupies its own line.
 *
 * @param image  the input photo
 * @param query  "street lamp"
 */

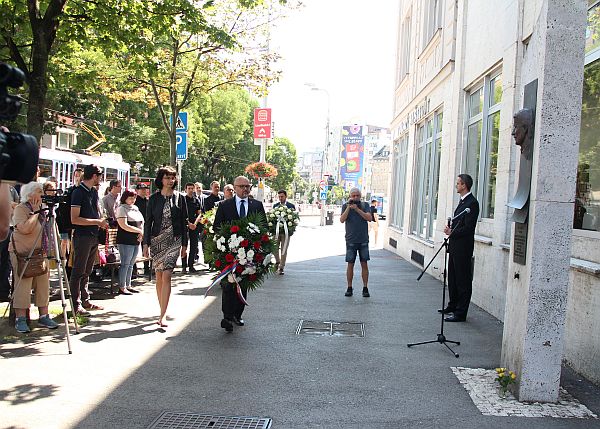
xmin=305 ymin=83 xmax=330 ymax=226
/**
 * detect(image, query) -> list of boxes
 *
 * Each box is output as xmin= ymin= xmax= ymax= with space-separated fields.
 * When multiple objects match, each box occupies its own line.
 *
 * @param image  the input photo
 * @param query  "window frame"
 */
xmin=464 ymin=71 xmax=502 ymax=219
xmin=390 ymin=133 xmax=409 ymax=229
xmin=410 ymin=110 xmax=443 ymax=241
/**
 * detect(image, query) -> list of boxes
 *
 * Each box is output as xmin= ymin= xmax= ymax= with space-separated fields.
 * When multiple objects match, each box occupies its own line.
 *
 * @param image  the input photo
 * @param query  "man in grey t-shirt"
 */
xmin=340 ymin=187 xmax=374 ymax=297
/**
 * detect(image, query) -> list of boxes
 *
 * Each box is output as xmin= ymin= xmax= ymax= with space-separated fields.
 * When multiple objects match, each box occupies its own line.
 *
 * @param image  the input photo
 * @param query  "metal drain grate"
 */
xmin=147 ymin=412 xmax=272 ymax=429
xmin=295 ymin=320 xmax=365 ymax=337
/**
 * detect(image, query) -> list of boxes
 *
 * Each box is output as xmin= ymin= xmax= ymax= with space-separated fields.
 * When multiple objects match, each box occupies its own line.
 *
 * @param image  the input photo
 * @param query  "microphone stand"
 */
xmin=407 ymin=219 xmax=462 ymax=358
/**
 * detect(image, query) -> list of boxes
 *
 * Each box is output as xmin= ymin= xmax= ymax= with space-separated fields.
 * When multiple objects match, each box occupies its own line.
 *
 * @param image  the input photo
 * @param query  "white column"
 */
xmin=501 ymin=0 xmax=587 ymax=402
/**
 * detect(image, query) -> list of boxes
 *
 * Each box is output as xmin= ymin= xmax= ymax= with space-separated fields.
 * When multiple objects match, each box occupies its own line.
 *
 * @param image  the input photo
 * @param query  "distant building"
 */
xmin=370 ymin=145 xmax=391 ymax=196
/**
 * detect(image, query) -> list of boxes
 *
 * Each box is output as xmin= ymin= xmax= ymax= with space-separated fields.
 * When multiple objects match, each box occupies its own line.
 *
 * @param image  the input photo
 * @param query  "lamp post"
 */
xmin=305 ymin=83 xmax=330 ymax=226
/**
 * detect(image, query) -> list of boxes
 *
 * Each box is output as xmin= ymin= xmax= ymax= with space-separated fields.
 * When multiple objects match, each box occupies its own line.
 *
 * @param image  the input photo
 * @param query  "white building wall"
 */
xmin=387 ymin=0 xmax=600 ymax=384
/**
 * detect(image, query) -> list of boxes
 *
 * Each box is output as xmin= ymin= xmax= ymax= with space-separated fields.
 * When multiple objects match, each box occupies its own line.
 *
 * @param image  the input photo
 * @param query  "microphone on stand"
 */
xmin=451 ymin=207 xmax=471 ymax=221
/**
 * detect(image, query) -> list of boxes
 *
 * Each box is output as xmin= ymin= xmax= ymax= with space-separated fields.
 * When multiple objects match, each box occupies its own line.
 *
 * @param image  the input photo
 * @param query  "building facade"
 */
xmin=387 ymin=0 xmax=600 ymax=384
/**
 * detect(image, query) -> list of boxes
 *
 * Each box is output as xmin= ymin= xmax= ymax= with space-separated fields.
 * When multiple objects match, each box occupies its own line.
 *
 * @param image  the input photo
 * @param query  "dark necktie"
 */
xmin=239 ymin=199 xmax=246 ymax=218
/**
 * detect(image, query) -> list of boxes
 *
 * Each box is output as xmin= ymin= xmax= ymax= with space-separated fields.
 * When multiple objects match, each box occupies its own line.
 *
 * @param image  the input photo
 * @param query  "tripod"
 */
xmin=4 ymin=202 xmax=79 ymax=353
xmin=407 ymin=228 xmax=460 ymax=358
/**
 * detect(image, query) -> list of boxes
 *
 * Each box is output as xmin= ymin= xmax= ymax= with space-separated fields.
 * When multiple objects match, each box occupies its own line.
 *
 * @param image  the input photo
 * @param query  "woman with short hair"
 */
xmin=10 ymin=181 xmax=58 ymax=333
xmin=116 ymin=189 xmax=144 ymax=295
xmin=143 ymin=167 xmax=188 ymax=327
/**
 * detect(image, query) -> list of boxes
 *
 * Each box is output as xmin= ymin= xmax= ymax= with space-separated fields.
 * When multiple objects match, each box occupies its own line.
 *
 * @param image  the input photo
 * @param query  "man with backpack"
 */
xmin=56 ymin=168 xmax=82 ymax=277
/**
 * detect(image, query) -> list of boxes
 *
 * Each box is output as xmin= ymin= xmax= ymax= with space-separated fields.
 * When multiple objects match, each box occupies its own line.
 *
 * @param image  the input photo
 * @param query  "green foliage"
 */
xmin=266 ymin=137 xmax=297 ymax=192
xmin=181 ymin=87 xmax=259 ymax=185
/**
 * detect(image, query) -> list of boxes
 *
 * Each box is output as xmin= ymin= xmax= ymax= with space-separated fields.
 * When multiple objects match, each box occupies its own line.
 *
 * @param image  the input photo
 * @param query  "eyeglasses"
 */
xmin=235 ymin=184 xmax=252 ymax=189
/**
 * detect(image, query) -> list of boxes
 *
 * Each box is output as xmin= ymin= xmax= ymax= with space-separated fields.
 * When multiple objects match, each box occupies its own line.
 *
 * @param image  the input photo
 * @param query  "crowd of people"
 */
xmin=0 ymin=164 xmax=250 ymax=332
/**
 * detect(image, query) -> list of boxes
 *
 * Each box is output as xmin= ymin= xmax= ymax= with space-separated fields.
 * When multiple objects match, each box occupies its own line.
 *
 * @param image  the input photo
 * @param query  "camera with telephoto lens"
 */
xmin=42 ymin=188 xmax=68 ymax=206
xmin=0 ymin=63 xmax=39 ymax=184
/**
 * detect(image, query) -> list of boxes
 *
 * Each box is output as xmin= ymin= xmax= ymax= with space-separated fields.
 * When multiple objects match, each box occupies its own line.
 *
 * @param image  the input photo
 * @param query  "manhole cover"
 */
xmin=147 ymin=412 xmax=272 ymax=429
xmin=295 ymin=320 xmax=364 ymax=337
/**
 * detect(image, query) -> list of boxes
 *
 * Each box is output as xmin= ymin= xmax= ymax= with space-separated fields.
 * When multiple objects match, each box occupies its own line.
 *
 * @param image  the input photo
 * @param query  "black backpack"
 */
xmin=56 ymin=185 xmax=75 ymax=233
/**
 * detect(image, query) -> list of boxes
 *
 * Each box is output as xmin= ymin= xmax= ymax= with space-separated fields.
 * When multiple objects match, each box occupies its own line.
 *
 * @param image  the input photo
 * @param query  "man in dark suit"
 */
xmin=272 ymin=189 xmax=296 ymax=275
xmin=213 ymin=175 xmax=266 ymax=332
xmin=441 ymin=174 xmax=479 ymax=322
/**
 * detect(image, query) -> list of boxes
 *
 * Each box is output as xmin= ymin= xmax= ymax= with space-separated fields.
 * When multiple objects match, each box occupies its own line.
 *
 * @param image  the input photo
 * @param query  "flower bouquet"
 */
xmin=200 ymin=208 xmax=216 ymax=242
xmin=267 ymin=206 xmax=300 ymax=237
xmin=245 ymin=161 xmax=278 ymax=179
xmin=495 ymin=367 xmax=516 ymax=398
xmin=203 ymin=213 xmax=277 ymax=302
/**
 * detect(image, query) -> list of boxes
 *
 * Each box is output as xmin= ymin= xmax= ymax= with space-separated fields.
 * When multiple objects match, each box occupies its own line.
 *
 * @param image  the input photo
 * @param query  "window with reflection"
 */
xmin=411 ymin=111 xmax=443 ymax=240
xmin=576 ymin=58 xmax=600 ymax=232
xmin=464 ymin=72 xmax=502 ymax=218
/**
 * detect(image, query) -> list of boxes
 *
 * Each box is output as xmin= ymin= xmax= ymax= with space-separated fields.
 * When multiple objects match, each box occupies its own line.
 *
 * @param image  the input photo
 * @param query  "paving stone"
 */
xmin=451 ymin=367 xmax=598 ymax=419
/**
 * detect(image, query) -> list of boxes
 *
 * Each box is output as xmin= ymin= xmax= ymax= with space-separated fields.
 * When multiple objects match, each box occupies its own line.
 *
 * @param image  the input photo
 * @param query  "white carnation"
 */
xmin=294 ymin=219 xmax=299 ymax=224
xmin=288 ymin=222 xmax=293 ymax=226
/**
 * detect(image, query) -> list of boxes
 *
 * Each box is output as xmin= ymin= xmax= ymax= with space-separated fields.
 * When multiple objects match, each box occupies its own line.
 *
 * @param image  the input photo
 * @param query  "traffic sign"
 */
xmin=320 ymin=190 xmax=327 ymax=200
xmin=172 ymin=112 xmax=188 ymax=132
xmin=176 ymin=132 xmax=187 ymax=160
xmin=253 ymin=108 xmax=272 ymax=139
xmin=319 ymin=180 xmax=326 ymax=191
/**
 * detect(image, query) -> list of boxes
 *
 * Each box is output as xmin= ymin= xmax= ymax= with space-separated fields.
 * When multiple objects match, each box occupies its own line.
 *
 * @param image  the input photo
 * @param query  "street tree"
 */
xmin=266 ymin=136 xmax=297 ymax=192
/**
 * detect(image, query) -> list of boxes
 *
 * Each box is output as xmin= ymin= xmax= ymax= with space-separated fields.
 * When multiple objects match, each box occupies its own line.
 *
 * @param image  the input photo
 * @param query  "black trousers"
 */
xmin=69 ymin=234 xmax=98 ymax=309
xmin=447 ymin=251 xmax=473 ymax=318
xmin=221 ymin=281 xmax=247 ymax=320
xmin=184 ymin=228 xmax=200 ymax=268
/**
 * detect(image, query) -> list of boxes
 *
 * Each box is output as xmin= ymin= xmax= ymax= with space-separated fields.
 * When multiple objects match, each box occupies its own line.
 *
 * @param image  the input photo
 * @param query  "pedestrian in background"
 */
xmin=116 ymin=189 xmax=144 ymax=295
xmin=134 ymin=183 xmax=150 ymax=276
xmin=223 ymin=184 xmax=234 ymax=200
xmin=56 ymin=168 xmax=82 ymax=264
xmin=143 ymin=166 xmax=188 ymax=327
xmin=340 ymin=187 xmax=373 ymax=298
xmin=101 ymin=179 xmax=122 ymax=225
xmin=183 ymin=182 xmax=202 ymax=273
xmin=369 ymin=199 xmax=379 ymax=246
xmin=204 ymin=180 xmax=222 ymax=212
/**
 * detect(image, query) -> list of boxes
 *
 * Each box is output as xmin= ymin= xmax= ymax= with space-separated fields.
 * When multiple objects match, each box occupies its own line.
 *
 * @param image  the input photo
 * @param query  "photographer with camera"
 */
xmin=340 ymin=188 xmax=374 ymax=298
xmin=9 ymin=182 xmax=59 ymax=333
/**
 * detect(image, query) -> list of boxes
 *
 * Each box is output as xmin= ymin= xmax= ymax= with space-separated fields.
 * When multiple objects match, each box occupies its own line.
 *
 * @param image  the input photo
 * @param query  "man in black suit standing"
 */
xmin=213 ymin=175 xmax=266 ymax=332
xmin=272 ymin=189 xmax=296 ymax=275
xmin=441 ymin=174 xmax=479 ymax=322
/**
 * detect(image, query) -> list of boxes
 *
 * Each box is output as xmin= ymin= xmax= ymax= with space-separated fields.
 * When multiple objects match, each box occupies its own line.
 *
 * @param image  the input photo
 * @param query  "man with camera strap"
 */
xmin=340 ymin=187 xmax=374 ymax=298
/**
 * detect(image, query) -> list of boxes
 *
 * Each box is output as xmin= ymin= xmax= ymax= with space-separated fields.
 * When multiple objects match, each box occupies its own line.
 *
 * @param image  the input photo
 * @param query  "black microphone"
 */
xmin=447 ymin=217 xmax=451 ymax=228
xmin=451 ymin=207 xmax=471 ymax=221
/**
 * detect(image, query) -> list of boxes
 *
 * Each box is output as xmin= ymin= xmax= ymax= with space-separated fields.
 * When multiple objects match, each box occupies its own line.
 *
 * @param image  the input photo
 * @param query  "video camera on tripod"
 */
xmin=0 ymin=63 xmax=39 ymax=184
xmin=42 ymin=188 xmax=68 ymax=206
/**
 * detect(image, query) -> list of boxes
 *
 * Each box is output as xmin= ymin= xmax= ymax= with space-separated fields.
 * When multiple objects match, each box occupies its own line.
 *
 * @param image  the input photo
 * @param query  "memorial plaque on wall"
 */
xmin=511 ymin=79 xmax=537 ymax=265
xmin=513 ymin=222 xmax=528 ymax=265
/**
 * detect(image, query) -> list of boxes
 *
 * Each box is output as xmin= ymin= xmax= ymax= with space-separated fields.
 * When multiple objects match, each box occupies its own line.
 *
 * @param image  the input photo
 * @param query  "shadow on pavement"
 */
xmin=0 ymin=383 xmax=59 ymax=405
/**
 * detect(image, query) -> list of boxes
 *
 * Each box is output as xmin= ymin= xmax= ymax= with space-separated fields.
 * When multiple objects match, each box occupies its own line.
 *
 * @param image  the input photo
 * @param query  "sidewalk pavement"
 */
xmin=1 ymin=216 xmax=599 ymax=428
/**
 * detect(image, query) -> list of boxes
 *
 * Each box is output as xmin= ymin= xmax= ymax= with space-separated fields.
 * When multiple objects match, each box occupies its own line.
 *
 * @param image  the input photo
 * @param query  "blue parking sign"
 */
xmin=176 ymin=132 xmax=187 ymax=160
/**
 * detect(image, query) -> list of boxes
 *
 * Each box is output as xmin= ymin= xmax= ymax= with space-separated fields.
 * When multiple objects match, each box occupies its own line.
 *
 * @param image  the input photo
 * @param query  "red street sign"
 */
xmin=254 ymin=108 xmax=272 ymax=139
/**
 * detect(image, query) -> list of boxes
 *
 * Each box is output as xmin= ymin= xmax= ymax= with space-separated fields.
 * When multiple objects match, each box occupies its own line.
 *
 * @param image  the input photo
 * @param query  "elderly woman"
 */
xmin=143 ymin=166 xmax=188 ymax=327
xmin=10 ymin=181 xmax=58 ymax=333
xmin=116 ymin=189 xmax=144 ymax=295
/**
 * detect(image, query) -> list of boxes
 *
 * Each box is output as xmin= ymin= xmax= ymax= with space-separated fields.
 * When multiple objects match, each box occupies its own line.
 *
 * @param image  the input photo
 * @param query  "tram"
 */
xmin=37 ymin=148 xmax=130 ymax=191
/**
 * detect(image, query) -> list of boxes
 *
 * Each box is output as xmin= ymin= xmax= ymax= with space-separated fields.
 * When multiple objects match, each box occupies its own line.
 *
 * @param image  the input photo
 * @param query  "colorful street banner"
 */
xmin=339 ymin=125 xmax=364 ymax=191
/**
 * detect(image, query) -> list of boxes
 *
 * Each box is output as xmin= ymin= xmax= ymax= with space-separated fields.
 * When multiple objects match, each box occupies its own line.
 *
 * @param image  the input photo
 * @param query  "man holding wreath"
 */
xmin=272 ymin=190 xmax=296 ymax=275
xmin=213 ymin=176 xmax=266 ymax=332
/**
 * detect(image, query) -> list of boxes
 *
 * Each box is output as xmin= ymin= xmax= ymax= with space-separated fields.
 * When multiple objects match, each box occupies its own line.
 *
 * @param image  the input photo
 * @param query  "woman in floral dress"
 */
xmin=143 ymin=167 xmax=188 ymax=327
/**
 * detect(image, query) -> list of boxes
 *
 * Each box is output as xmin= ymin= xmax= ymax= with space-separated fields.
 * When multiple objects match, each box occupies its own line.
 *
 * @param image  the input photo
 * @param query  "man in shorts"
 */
xmin=340 ymin=187 xmax=373 ymax=297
